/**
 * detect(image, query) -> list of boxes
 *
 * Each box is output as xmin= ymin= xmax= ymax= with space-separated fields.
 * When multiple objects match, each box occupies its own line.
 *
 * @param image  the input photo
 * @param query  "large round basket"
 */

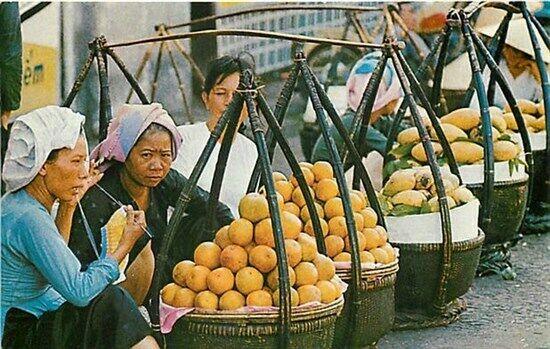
xmin=165 ymin=298 xmax=345 ymax=349
xmin=467 ymin=178 xmax=528 ymax=244
xmin=392 ymin=230 xmax=484 ymax=328
xmin=332 ymin=260 xmax=399 ymax=348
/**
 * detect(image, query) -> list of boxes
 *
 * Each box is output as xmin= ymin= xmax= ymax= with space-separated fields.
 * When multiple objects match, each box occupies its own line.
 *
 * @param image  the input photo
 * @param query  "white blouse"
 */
xmin=172 ymin=122 xmax=258 ymax=217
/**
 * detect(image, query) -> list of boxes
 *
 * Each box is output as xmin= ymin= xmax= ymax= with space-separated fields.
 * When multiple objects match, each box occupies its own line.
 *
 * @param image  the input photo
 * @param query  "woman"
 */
xmin=172 ymin=55 xmax=258 ymax=216
xmin=1 ymin=106 xmax=157 ymax=348
xmin=310 ymin=51 xmax=404 ymax=163
xmin=68 ymin=103 xmax=233 ymax=307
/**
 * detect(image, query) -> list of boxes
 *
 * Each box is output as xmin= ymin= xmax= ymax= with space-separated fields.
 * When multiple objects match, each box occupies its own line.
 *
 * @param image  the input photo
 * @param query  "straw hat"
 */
xmin=441 ymin=18 xmax=549 ymax=90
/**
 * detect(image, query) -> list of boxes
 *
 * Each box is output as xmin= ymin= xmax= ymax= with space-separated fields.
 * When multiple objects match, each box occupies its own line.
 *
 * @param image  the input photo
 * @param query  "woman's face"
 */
xmin=42 ymin=136 xmax=89 ymax=202
xmin=202 ymin=72 xmax=248 ymax=123
xmin=124 ymin=130 xmax=173 ymax=188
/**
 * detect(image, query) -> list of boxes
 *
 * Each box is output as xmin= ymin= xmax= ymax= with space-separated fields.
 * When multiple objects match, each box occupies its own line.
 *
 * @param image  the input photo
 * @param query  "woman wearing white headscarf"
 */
xmin=1 ymin=106 xmax=158 ymax=348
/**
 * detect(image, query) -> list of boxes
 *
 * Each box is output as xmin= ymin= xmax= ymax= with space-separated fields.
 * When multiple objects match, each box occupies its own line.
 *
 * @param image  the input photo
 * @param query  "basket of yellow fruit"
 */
xmin=505 ymin=99 xmax=548 ymax=234
xmin=388 ymin=107 xmax=528 ymax=245
xmin=160 ymin=189 xmax=346 ymax=349
xmin=274 ymin=161 xmax=399 ymax=348
xmin=378 ymin=167 xmax=484 ymax=327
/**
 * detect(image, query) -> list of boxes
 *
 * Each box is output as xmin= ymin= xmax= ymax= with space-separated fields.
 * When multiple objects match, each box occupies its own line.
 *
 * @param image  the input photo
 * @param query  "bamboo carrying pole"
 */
xmin=62 ymin=51 xmax=95 ymax=107
xmin=297 ymin=52 xmax=363 ymax=347
xmin=239 ymin=65 xmax=292 ymax=349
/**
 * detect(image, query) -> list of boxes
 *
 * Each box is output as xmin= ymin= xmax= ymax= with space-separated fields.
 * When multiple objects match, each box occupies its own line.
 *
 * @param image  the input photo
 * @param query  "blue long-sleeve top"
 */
xmin=0 ymin=189 xmax=120 ymax=338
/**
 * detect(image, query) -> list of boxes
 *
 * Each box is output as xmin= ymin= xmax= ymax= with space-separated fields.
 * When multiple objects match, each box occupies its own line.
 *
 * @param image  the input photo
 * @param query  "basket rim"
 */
xmin=391 ymin=229 xmax=485 ymax=251
xmin=465 ymin=176 xmax=529 ymax=188
xmin=335 ymin=258 xmax=399 ymax=277
xmin=180 ymin=295 xmax=345 ymax=321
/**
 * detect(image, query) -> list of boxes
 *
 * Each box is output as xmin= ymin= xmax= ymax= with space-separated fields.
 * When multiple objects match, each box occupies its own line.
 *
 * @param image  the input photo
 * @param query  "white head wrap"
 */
xmin=2 ymin=106 xmax=86 ymax=193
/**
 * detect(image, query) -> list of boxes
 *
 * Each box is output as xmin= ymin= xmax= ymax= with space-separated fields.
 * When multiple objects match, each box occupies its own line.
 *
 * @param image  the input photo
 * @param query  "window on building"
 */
xmin=269 ymin=19 xmax=275 ymax=31
xmin=335 ymin=10 xmax=341 ymax=19
xmin=278 ymin=48 xmax=284 ymax=62
xmin=260 ymin=21 xmax=265 ymax=30
xmin=279 ymin=17 xmax=285 ymax=30
xmin=309 ymin=13 xmax=315 ymax=26
xmin=327 ymin=11 xmax=332 ymax=21
xmin=259 ymin=52 xmax=265 ymax=67
xmin=290 ymin=15 xmax=296 ymax=28
xmin=269 ymin=51 xmax=275 ymax=65
xmin=317 ymin=11 xmax=323 ymax=23
xmin=299 ymin=14 xmax=306 ymax=27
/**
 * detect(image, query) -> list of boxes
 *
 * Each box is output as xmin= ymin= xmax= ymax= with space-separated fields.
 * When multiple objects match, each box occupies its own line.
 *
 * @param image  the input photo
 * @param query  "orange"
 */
xmin=300 ymin=202 xmax=325 ymax=222
xmin=235 ymin=267 xmax=264 ymax=295
xmin=312 ymin=161 xmax=334 ymax=181
xmin=172 ymin=260 xmax=195 ymax=287
xmin=315 ymin=179 xmax=339 ymax=202
xmin=325 ymin=235 xmax=345 ymax=258
xmin=275 ymin=181 xmax=294 ymax=202
xmin=186 ymin=265 xmax=211 ymax=292
xmin=291 ymin=186 xmax=315 ymax=208
xmin=249 ymin=245 xmax=278 ymax=273
xmin=228 ymin=218 xmax=254 ymax=247
xmin=344 ymin=231 xmax=367 ymax=252
xmin=297 ymin=285 xmax=322 ymax=305
xmin=194 ymin=242 xmax=221 ymax=270
xmin=194 ymin=290 xmax=218 ymax=310
xmin=284 ymin=202 xmax=301 ymax=216
xmin=294 ymin=262 xmax=319 ymax=286
xmin=304 ymin=218 xmax=329 ymax=237
xmin=290 ymin=167 xmax=315 ymax=187
xmin=220 ymin=245 xmax=248 ymax=273
xmin=239 ymin=193 xmax=270 ymax=223
xmin=206 ymin=267 xmax=235 ymax=295
xmin=363 ymin=228 xmax=380 ymax=251
xmin=219 ymin=290 xmax=245 ymax=310
xmin=214 ymin=225 xmax=232 ymax=249
xmin=285 ymin=239 xmax=303 ymax=267
xmin=324 ymin=197 xmax=345 ymax=218
xmin=328 ymin=216 xmax=349 ymax=238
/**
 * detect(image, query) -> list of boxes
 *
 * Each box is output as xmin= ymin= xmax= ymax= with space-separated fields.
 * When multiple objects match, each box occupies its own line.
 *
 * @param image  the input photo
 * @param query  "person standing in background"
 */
xmin=0 ymin=2 xmax=22 ymax=181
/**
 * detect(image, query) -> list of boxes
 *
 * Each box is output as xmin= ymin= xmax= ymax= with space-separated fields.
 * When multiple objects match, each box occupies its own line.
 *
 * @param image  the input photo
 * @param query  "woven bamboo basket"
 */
xmin=332 ymin=260 xmax=399 ymax=348
xmin=467 ymin=178 xmax=528 ymax=245
xmin=393 ymin=230 xmax=484 ymax=314
xmin=164 ymin=297 xmax=344 ymax=349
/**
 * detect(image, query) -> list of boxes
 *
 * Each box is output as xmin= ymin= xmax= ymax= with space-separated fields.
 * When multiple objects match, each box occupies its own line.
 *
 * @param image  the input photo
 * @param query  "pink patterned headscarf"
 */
xmin=346 ymin=52 xmax=403 ymax=113
xmin=91 ymin=103 xmax=182 ymax=171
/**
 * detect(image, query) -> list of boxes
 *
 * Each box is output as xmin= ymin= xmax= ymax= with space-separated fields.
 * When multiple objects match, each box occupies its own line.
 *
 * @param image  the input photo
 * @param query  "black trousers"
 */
xmin=2 ymin=285 xmax=152 ymax=349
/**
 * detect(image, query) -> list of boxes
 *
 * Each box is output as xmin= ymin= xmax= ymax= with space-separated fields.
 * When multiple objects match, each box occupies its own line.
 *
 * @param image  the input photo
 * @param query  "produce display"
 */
xmin=161 ymin=161 xmax=397 ymax=310
xmin=379 ymin=167 xmax=477 ymax=217
xmin=385 ymin=103 xmax=544 ymax=177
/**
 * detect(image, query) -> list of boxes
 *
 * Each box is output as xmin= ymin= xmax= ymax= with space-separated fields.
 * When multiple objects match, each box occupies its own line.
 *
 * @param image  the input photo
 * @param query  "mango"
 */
xmin=397 ymin=127 xmax=420 ymax=145
xmin=382 ymin=170 xmax=416 ymax=196
xmin=429 ymin=123 xmax=467 ymax=142
xmin=505 ymin=99 xmax=538 ymax=115
xmin=493 ymin=140 xmax=519 ymax=162
xmin=391 ymin=190 xmax=427 ymax=207
xmin=411 ymin=142 xmax=443 ymax=163
xmin=441 ymin=108 xmax=480 ymax=130
xmin=450 ymin=141 xmax=484 ymax=164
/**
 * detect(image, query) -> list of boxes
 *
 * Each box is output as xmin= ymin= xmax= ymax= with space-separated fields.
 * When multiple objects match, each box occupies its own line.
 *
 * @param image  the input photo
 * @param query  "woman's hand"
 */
xmin=110 ymin=206 xmax=147 ymax=263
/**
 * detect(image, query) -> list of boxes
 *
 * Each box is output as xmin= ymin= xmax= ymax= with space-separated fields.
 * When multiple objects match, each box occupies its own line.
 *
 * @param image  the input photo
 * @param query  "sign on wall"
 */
xmin=15 ymin=43 xmax=58 ymax=116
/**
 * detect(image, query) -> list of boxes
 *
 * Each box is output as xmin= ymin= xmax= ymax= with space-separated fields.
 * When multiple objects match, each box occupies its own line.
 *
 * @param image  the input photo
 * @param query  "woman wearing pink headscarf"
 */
xmin=68 ymin=103 xmax=233 ymax=308
xmin=311 ymin=52 xmax=404 ymax=163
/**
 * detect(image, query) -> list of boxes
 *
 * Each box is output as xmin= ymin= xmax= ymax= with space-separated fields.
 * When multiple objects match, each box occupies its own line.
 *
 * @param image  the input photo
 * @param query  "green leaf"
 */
xmin=454 ymin=136 xmax=483 ymax=145
xmin=498 ymin=133 xmax=512 ymax=142
xmin=390 ymin=204 xmax=421 ymax=217
xmin=389 ymin=143 xmax=415 ymax=158
xmin=382 ymin=158 xmax=413 ymax=180
xmin=508 ymin=158 xmax=514 ymax=176
xmin=420 ymin=201 xmax=432 ymax=214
